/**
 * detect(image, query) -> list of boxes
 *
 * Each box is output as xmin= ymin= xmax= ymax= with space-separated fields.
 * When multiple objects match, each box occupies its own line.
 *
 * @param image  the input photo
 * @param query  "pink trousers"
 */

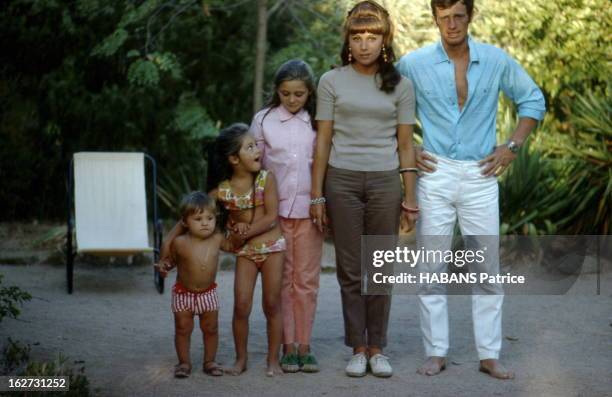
xmin=280 ymin=217 xmax=324 ymax=345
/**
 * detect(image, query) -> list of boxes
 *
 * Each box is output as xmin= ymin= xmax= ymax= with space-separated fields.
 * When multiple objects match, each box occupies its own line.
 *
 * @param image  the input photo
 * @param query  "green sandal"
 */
xmin=299 ymin=353 xmax=319 ymax=373
xmin=280 ymin=353 xmax=300 ymax=373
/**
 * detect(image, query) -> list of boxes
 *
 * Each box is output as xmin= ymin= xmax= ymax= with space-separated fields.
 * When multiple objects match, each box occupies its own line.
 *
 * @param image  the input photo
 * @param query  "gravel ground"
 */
xmin=1 ymin=261 xmax=611 ymax=397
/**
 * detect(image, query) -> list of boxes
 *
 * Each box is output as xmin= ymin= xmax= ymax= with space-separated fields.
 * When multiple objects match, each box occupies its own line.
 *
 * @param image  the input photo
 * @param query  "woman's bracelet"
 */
xmin=401 ymin=201 xmax=420 ymax=212
xmin=310 ymin=197 xmax=326 ymax=205
xmin=399 ymin=167 xmax=419 ymax=174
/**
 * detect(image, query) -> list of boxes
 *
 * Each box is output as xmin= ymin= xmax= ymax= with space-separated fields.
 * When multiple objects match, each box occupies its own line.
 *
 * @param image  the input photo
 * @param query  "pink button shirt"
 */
xmin=249 ymin=106 xmax=316 ymax=219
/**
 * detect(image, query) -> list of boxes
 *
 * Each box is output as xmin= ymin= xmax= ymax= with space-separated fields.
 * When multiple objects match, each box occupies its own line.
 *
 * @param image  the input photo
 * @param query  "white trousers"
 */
xmin=416 ymin=153 xmax=503 ymax=360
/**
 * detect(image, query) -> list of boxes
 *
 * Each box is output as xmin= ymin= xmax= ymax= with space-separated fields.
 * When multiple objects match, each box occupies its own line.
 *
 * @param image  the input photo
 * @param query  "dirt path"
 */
xmin=1 ymin=263 xmax=611 ymax=397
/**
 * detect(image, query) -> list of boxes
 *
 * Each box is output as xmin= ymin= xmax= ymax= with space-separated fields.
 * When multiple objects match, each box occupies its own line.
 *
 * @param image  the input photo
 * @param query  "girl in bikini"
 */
xmin=211 ymin=123 xmax=285 ymax=376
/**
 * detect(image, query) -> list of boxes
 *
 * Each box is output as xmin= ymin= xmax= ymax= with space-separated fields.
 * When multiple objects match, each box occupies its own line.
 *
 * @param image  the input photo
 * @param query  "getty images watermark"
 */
xmin=360 ymin=235 xmax=610 ymax=295
xmin=371 ymin=245 xmax=525 ymax=285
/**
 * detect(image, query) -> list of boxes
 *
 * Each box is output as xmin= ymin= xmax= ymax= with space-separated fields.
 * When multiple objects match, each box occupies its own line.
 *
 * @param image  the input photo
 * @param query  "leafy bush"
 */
xmin=499 ymin=92 xmax=611 ymax=235
xmin=536 ymin=92 xmax=611 ymax=234
xmin=157 ymin=166 xmax=204 ymax=216
xmin=22 ymin=354 xmax=90 ymax=397
xmin=0 ymin=274 xmax=31 ymax=322
xmin=1 ymin=338 xmax=30 ymax=375
xmin=0 ymin=0 xmax=608 ymax=232
xmin=0 ymin=273 xmax=90 ymax=395
xmin=0 ymin=0 xmax=346 ymax=221
xmin=473 ymin=0 xmax=611 ymax=114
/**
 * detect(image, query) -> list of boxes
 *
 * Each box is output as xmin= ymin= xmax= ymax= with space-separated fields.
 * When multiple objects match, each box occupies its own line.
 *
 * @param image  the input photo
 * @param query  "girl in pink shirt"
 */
xmin=249 ymin=59 xmax=323 ymax=373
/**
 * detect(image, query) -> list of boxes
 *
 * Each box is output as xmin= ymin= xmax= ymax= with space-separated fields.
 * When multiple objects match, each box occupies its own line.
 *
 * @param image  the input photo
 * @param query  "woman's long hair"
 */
xmin=340 ymin=0 xmax=401 ymax=93
xmin=261 ymin=59 xmax=317 ymax=130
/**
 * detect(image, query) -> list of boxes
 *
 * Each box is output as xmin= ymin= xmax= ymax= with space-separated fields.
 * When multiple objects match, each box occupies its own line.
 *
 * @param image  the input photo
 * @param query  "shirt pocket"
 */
xmin=421 ymin=89 xmax=448 ymax=116
xmin=472 ymin=85 xmax=498 ymax=113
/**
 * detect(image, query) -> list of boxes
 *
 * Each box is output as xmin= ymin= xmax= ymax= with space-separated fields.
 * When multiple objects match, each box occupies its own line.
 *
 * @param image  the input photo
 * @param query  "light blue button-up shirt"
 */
xmin=397 ymin=37 xmax=546 ymax=160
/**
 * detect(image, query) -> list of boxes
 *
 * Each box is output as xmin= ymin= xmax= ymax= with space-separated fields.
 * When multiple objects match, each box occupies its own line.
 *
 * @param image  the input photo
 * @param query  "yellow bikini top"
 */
xmin=217 ymin=170 xmax=268 ymax=211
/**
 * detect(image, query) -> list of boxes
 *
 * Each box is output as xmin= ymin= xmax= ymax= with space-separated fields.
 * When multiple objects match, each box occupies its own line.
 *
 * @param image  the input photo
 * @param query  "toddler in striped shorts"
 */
xmin=157 ymin=192 xmax=234 ymax=378
xmin=171 ymin=281 xmax=219 ymax=314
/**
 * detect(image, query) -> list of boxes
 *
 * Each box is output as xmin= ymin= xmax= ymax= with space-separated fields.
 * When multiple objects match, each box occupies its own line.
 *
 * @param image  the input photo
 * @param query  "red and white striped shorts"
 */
xmin=172 ymin=282 xmax=219 ymax=314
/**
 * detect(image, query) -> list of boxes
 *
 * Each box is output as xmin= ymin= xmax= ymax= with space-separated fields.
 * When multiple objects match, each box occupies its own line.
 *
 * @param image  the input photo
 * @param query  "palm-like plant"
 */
xmin=498 ymin=105 xmax=567 ymax=235
xmin=500 ymin=93 xmax=611 ymax=235
xmin=544 ymin=92 xmax=611 ymax=234
xmin=157 ymin=162 xmax=207 ymax=217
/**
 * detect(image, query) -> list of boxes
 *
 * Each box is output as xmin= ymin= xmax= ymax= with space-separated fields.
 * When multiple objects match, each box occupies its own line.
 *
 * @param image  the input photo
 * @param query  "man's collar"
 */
xmin=433 ymin=36 xmax=480 ymax=64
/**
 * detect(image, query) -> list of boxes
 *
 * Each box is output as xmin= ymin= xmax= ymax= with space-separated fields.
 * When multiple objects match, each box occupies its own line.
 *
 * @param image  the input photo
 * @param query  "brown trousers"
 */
xmin=325 ymin=166 xmax=401 ymax=348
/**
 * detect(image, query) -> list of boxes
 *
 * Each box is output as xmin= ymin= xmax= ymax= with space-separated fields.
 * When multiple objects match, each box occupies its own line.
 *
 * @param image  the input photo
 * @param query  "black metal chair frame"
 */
xmin=66 ymin=153 xmax=164 ymax=294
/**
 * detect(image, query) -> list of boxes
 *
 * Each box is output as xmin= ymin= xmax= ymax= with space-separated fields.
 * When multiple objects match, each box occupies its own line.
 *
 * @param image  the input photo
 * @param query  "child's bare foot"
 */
xmin=224 ymin=358 xmax=247 ymax=376
xmin=479 ymin=359 xmax=515 ymax=380
xmin=266 ymin=361 xmax=283 ymax=377
xmin=416 ymin=356 xmax=446 ymax=376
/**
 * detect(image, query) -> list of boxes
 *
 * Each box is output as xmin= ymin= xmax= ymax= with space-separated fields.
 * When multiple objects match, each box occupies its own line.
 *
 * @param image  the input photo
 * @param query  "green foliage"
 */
xmin=0 ymin=0 xmax=218 ymax=219
xmin=126 ymin=52 xmax=183 ymax=87
xmin=0 ymin=266 xmax=88 ymax=396
xmin=22 ymin=354 xmax=90 ymax=396
xmin=117 ymin=0 xmax=161 ymax=29
xmin=0 ymin=0 xmax=349 ymax=220
xmin=173 ymin=93 xmax=217 ymax=140
xmin=473 ymin=0 xmax=611 ymax=113
xmin=92 ymin=28 xmax=129 ymax=57
xmin=536 ymin=92 xmax=612 ymax=234
xmin=0 ymin=274 xmax=32 ymax=323
xmin=389 ymin=0 xmax=610 ymax=234
xmin=1 ymin=338 xmax=31 ymax=375
xmin=0 ymin=338 xmax=31 ymax=375
xmin=0 ymin=0 xmax=609 ymax=235
xmin=76 ymin=0 xmax=104 ymax=18
xmin=499 ymin=143 xmax=569 ymax=235
xmin=127 ymin=59 xmax=161 ymax=87
xmin=150 ymin=52 xmax=182 ymax=79
xmin=388 ymin=0 xmax=440 ymax=54
xmin=158 ymin=166 xmax=204 ymax=216
xmin=499 ymin=93 xmax=612 ymax=235
xmin=266 ymin=1 xmax=345 ymax=81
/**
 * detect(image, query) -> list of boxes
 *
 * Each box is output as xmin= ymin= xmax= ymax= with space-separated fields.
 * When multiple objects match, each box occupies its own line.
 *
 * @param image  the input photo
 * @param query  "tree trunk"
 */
xmin=253 ymin=0 xmax=268 ymax=112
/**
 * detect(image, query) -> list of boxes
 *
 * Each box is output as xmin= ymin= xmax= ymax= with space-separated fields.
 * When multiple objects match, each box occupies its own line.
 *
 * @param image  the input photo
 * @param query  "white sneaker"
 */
xmin=345 ymin=353 xmax=367 ymax=377
xmin=369 ymin=354 xmax=393 ymax=378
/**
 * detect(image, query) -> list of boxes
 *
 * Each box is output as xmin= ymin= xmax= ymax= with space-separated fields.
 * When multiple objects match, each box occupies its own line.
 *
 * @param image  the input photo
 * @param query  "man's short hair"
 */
xmin=430 ymin=0 xmax=474 ymax=19
xmin=180 ymin=191 xmax=217 ymax=221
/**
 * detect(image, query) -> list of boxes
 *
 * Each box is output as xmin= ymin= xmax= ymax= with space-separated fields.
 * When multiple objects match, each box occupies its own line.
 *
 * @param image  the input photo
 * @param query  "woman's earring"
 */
xmin=382 ymin=44 xmax=388 ymax=63
xmin=348 ymin=47 xmax=352 ymax=63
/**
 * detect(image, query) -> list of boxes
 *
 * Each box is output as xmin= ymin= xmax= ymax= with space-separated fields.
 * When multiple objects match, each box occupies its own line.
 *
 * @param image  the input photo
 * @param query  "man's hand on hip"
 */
xmin=416 ymin=146 xmax=438 ymax=173
xmin=479 ymin=145 xmax=516 ymax=177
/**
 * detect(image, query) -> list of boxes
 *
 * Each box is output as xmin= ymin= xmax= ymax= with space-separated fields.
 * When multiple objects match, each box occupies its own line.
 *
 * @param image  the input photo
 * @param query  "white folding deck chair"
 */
xmin=66 ymin=152 xmax=164 ymax=294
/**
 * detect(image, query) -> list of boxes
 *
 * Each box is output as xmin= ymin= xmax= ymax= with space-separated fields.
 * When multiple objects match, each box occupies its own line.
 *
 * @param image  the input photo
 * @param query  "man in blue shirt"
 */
xmin=397 ymin=0 xmax=545 ymax=379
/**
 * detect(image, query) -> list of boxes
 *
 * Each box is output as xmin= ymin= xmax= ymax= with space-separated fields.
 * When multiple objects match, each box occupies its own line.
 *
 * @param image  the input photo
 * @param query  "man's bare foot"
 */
xmin=224 ymin=358 xmax=247 ymax=376
xmin=479 ymin=359 xmax=515 ymax=380
xmin=417 ymin=356 xmax=447 ymax=376
xmin=266 ymin=360 xmax=283 ymax=377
